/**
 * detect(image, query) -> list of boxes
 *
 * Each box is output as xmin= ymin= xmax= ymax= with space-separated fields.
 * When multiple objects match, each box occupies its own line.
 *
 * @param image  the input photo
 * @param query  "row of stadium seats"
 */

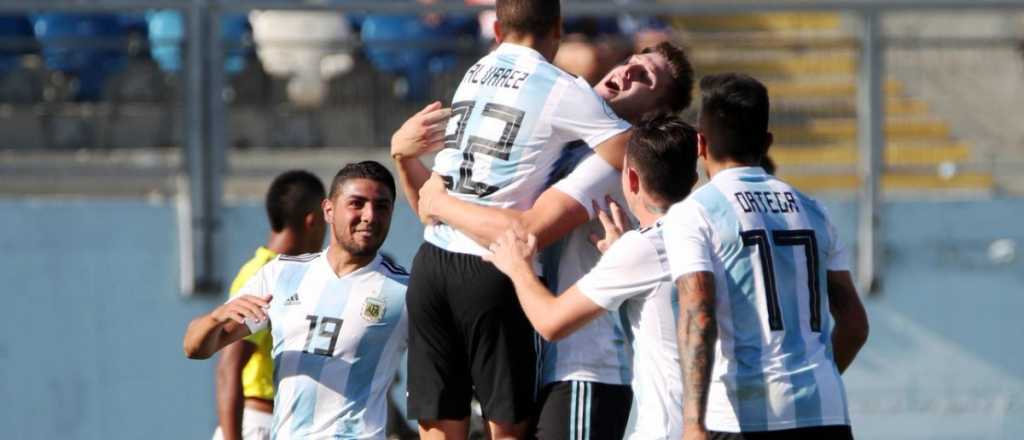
xmin=0 ymin=10 xmax=480 ymax=104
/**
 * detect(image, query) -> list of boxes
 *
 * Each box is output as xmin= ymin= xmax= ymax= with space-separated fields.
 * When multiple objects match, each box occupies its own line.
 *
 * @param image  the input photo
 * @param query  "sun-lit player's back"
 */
xmin=405 ymin=1 xmax=632 ymax=438
xmin=425 ymin=14 xmax=630 ymax=256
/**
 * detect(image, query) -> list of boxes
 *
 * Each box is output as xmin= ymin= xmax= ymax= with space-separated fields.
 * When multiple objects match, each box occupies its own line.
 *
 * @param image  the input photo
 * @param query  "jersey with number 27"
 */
xmin=662 ymin=167 xmax=851 ymax=432
xmin=426 ymin=43 xmax=631 ymax=256
xmin=240 ymin=252 xmax=409 ymax=440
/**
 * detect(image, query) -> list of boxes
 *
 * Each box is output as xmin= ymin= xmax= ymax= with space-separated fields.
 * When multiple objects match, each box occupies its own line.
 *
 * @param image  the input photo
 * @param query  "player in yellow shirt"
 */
xmin=214 ymin=170 xmax=327 ymax=440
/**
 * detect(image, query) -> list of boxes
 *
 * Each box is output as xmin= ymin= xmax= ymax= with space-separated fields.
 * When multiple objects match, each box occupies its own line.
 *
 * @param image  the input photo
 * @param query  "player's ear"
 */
xmin=696 ymin=132 xmax=709 ymax=159
xmin=627 ymin=167 xmax=641 ymax=194
xmin=321 ymin=197 xmax=333 ymax=225
xmin=493 ymin=20 xmax=503 ymax=42
xmin=763 ymin=131 xmax=773 ymax=154
xmin=304 ymin=211 xmax=317 ymax=230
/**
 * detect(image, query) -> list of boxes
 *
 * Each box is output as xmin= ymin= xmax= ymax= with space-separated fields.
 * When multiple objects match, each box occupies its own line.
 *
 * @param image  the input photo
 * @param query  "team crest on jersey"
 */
xmin=361 ymin=297 xmax=386 ymax=323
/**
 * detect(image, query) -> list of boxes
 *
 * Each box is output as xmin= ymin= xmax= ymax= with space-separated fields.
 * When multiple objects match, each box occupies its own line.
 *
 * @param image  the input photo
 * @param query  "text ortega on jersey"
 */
xmin=734 ymin=191 xmax=800 ymax=214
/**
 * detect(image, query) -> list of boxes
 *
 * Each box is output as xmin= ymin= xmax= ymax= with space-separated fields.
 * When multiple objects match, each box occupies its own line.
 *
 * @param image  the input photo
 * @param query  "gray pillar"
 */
xmin=856 ymin=11 xmax=884 ymax=295
xmin=179 ymin=0 xmax=224 ymax=295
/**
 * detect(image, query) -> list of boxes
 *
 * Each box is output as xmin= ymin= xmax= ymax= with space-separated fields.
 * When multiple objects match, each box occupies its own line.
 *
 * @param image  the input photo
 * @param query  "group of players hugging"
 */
xmin=183 ymin=1 xmax=870 ymax=440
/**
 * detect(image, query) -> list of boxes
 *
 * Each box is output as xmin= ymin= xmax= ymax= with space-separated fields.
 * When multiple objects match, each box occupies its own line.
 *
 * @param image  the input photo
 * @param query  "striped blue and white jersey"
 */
xmin=239 ymin=252 xmax=409 ymax=440
xmin=426 ymin=43 xmax=631 ymax=256
xmin=662 ymin=167 xmax=851 ymax=432
xmin=539 ymin=144 xmax=633 ymax=387
xmin=576 ymin=222 xmax=683 ymax=440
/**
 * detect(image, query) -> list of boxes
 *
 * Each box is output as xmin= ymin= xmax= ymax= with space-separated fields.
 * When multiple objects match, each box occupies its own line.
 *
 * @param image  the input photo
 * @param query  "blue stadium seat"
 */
xmin=32 ymin=13 xmax=128 ymax=101
xmin=360 ymin=14 xmax=477 ymax=100
xmin=146 ymin=10 xmax=251 ymax=74
xmin=0 ymin=14 xmax=34 ymax=74
xmin=146 ymin=10 xmax=182 ymax=72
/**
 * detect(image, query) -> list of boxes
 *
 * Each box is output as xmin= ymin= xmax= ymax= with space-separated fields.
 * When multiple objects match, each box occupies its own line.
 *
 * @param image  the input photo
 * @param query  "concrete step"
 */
xmin=671 ymin=12 xmax=844 ymax=33
xmin=772 ymin=117 xmax=950 ymax=144
xmin=765 ymin=78 xmax=904 ymax=100
xmin=697 ymin=53 xmax=857 ymax=77
xmin=772 ymin=143 xmax=971 ymax=167
xmin=780 ymin=172 xmax=993 ymax=193
xmin=772 ymin=98 xmax=929 ymax=119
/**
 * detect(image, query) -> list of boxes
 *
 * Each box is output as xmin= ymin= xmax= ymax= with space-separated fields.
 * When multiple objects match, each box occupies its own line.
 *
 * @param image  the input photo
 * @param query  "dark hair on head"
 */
xmin=698 ymin=73 xmax=771 ymax=165
xmin=640 ymin=41 xmax=694 ymax=114
xmin=496 ymin=0 xmax=561 ymax=38
xmin=266 ymin=170 xmax=326 ymax=233
xmin=328 ymin=161 xmax=397 ymax=201
xmin=626 ymin=112 xmax=699 ymax=207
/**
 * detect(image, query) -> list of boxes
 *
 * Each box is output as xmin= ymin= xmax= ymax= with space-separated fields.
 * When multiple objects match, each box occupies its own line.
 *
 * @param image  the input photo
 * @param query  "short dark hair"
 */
xmin=641 ymin=41 xmax=694 ymax=114
xmin=328 ymin=161 xmax=397 ymax=201
xmin=626 ymin=113 xmax=699 ymax=207
xmin=698 ymin=73 xmax=771 ymax=165
xmin=496 ymin=0 xmax=561 ymax=38
xmin=266 ymin=170 xmax=326 ymax=232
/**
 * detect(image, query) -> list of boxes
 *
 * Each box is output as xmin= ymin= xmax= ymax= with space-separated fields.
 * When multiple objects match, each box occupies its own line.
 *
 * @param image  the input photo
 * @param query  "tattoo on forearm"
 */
xmin=678 ymin=272 xmax=717 ymax=428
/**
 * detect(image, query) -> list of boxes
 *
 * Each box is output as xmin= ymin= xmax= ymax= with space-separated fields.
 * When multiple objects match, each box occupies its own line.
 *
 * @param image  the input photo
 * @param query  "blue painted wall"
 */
xmin=1 ymin=198 xmax=1021 ymax=439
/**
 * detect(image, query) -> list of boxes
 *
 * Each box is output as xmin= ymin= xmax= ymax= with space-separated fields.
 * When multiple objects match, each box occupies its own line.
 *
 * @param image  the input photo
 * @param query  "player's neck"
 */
xmin=324 ymin=244 xmax=376 ymax=277
xmin=500 ymin=34 xmax=558 ymax=61
xmin=636 ymin=211 xmax=662 ymax=229
xmin=705 ymin=159 xmax=754 ymax=179
xmin=636 ymin=198 xmax=668 ymax=228
xmin=266 ymin=229 xmax=309 ymax=256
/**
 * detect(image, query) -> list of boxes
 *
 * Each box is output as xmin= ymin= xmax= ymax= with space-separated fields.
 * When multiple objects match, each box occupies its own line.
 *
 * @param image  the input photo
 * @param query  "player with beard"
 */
xmin=184 ymin=161 xmax=410 ymax=440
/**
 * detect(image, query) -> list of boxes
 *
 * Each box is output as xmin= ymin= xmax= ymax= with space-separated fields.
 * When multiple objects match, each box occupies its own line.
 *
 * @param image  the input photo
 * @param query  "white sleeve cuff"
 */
xmin=552 ymin=153 xmax=621 ymax=219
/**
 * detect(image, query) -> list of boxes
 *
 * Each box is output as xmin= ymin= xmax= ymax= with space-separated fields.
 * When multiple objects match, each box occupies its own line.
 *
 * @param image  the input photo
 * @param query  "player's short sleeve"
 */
xmin=662 ymin=199 xmax=715 ymax=281
xmin=552 ymin=152 xmax=621 ymax=219
xmin=550 ymin=76 xmax=631 ymax=148
xmin=232 ymin=264 xmax=272 ymax=334
xmin=820 ymin=206 xmax=850 ymax=271
xmin=577 ymin=231 xmax=666 ymax=310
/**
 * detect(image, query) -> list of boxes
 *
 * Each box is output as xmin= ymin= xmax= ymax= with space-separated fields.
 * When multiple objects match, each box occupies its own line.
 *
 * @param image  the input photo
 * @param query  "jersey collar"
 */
xmin=712 ymin=166 xmax=768 ymax=182
xmin=494 ymin=43 xmax=547 ymax=62
xmin=318 ymin=251 xmax=382 ymax=281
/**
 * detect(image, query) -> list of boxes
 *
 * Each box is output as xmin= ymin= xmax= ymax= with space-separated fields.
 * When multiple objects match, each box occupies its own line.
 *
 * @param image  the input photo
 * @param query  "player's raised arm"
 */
xmin=420 ymin=146 xmax=624 ymax=250
xmin=826 ymin=270 xmax=869 ymax=373
xmin=390 ymin=101 xmax=451 ymax=217
xmin=183 ymin=295 xmax=269 ymax=359
xmin=592 ymin=130 xmax=631 ymax=171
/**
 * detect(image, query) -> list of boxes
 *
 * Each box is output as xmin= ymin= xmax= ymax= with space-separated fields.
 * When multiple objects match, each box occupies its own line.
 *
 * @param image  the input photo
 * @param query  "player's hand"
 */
xmin=483 ymin=228 xmax=537 ymax=278
xmin=589 ymin=196 xmax=630 ymax=253
xmin=391 ymin=101 xmax=451 ymax=160
xmin=210 ymin=295 xmax=271 ymax=325
xmin=417 ymin=173 xmax=448 ymax=224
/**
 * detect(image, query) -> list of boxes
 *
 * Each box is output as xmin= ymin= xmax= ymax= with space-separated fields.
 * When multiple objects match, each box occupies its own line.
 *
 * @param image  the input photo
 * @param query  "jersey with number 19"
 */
xmin=426 ymin=43 xmax=631 ymax=256
xmin=240 ymin=252 xmax=408 ymax=440
xmin=662 ymin=167 xmax=851 ymax=432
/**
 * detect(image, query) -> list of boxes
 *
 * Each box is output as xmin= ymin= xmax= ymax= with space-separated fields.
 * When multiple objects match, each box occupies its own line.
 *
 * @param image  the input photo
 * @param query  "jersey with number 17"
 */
xmin=426 ymin=43 xmax=631 ymax=257
xmin=662 ymin=166 xmax=851 ymax=433
xmin=240 ymin=252 xmax=409 ymax=440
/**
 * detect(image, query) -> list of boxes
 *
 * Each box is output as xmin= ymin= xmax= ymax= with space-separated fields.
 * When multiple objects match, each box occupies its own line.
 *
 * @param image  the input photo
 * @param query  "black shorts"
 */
xmin=709 ymin=425 xmax=853 ymax=440
xmin=534 ymin=381 xmax=632 ymax=440
xmin=406 ymin=242 xmax=538 ymax=423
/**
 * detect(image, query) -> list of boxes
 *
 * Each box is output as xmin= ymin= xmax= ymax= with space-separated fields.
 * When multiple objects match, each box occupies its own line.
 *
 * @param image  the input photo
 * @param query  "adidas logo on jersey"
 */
xmin=283 ymin=293 xmax=301 ymax=306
